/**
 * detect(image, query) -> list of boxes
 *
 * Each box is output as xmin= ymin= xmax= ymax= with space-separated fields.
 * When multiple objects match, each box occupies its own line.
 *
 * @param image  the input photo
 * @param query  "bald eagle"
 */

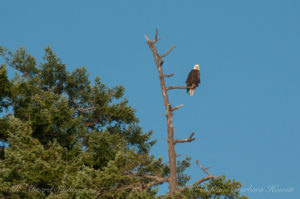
xmin=186 ymin=64 xmax=200 ymax=96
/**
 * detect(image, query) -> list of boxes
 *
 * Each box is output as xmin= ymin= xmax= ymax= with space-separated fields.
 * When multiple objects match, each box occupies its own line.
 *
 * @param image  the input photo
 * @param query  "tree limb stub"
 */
xmin=171 ymin=104 xmax=184 ymax=112
xmin=160 ymin=73 xmax=174 ymax=79
xmin=163 ymin=103 xmax=183 ymax=115
xmin=176 ymin=153 xmax=182 ymax=158
xmin=164 ymin=73 xmax=174 ymax=77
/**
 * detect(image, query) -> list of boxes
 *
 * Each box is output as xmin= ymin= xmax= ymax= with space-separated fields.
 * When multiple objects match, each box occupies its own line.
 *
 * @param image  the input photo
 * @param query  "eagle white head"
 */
xmin=194 ymin=64 xmax=200 ymax=70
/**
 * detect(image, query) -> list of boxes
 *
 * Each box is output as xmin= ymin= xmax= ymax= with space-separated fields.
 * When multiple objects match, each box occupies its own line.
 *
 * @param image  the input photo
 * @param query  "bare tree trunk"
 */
xmin=145 ymin=31 xmax=178 ymax=193
xmin=145 ymin=30 xmax=216 ymax=195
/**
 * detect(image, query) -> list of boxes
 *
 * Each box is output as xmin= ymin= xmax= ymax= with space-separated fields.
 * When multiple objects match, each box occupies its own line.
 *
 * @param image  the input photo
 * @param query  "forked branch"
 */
xmin=144 ymin=29 xmax=160 ymax=44
xmin=174 ymin=132 xmax=196 ymax=144
xmin=179 ymin=160 xmax=217 ymax=192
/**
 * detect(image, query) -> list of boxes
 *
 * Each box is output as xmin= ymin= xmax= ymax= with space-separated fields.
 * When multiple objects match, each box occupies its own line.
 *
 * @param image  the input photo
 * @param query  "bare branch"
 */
xmin=176 ymin=153 xmax=182 ymax=158
xmin=161 ymin=45 xmax=176 ymax=58
xmin=171 ymin=104 xmax=184 ymax=112
xmin=145 ymin=30 xmax=160 ymax=45
xmin=166 ymin=86 xmax=189 ymax=90
xmin=144 ymin=177 xmax=169 ymax=190
xmin=164 ymin=73 xmax=174 ymax=77
xmin=141 ymin=175 xmax=169 ymax=190
xmin=143 ymin=175 xmax=168 ymax=181
xmin=166 ymin=85 xmax=197 ymax=91
xmin=174 ymin=132 xmax=196 ymax=144
xmin=196 ymin=160 xmax=212 ymax=176
xmin=178 ymin=160 xmax=218 ymax=192
xmin=144 ymin=34 xmax=150 ymax=42
xmin=181 ymin=176 xmax=216 ymax=191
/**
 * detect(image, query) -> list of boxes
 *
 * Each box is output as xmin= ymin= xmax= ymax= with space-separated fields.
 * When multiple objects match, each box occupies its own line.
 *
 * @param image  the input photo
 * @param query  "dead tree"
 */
xmin=145 ymin=29 xmax=217 ymax=194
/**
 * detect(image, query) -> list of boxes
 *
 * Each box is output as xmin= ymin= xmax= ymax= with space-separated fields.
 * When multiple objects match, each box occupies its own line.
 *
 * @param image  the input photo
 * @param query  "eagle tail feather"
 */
xmin=189 ymin=89 xmax=194 ymax=96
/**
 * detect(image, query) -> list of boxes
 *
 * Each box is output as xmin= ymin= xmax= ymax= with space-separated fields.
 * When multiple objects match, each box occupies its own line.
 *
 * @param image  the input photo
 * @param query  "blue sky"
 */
xmin=1 ymin=0 xmax=299 ymax=198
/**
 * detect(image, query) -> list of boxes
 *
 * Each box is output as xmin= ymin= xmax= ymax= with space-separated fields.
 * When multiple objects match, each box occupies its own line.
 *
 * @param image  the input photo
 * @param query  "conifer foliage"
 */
xmin=0 ymin=46 xmax=248 ymax=198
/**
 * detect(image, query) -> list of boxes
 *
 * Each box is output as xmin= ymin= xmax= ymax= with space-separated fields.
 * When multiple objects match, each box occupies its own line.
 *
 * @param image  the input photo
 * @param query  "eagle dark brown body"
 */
xmin=186 ymin=65 xmax=200 ymax=96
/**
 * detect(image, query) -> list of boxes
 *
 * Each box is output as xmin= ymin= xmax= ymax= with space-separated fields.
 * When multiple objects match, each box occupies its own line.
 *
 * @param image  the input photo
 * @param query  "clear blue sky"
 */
xmin=1 ymin=0 xmax=299 ymax=198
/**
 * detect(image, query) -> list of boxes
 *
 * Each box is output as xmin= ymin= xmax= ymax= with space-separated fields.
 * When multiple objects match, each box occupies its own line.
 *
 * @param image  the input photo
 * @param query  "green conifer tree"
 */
xmin=0 ymin=46 xmax=248 ymax=198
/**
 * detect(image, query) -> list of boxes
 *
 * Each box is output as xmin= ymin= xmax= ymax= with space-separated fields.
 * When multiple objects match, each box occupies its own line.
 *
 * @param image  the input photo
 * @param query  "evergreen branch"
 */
xmin=75 ymin=107 xmax=96 ymax=112
xmin=96 ymin=173 xmax=169 ymax=198
xmin=72 ymin=100 xmax=96 ymax=112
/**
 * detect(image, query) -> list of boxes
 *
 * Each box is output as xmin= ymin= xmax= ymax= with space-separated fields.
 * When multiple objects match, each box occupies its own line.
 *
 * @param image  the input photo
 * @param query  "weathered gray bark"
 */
xmin=145 ymin=30 xmax=216 ymax=195
xmin=145 ymin=31 xmax=178 ymax=193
